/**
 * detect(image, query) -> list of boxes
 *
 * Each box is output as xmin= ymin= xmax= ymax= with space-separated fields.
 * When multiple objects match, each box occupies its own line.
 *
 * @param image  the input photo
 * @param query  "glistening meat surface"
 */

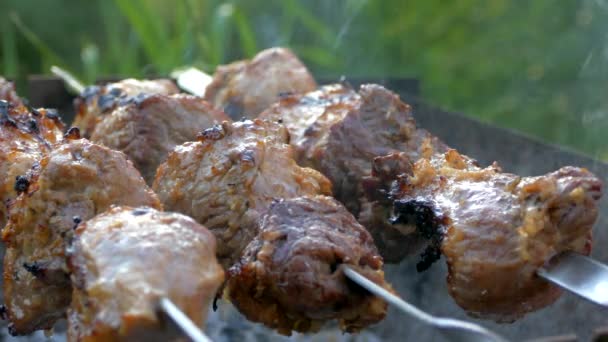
xmin=153 ymin=119 xmax=331 ymax=268
xmin=2 ymin=136 xmax=161 ymax=335
xmin=226 ymin=196 xmax=390 ymax=335
xmin=67 ymin=206 xmax=224 ymax=341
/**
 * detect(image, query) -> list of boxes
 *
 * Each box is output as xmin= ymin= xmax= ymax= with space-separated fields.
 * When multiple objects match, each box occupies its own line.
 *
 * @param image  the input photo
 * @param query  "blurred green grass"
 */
xmin=1 ymin=0 xmax=607 ymax=160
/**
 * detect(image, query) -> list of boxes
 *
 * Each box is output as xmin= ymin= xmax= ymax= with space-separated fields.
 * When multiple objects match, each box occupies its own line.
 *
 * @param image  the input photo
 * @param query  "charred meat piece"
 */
xmin=0 ymin=101 xmax=64 ymax=228
xmin=226 ymin=196 xmax=390 ymax=335
xmin=0 ymin=77 xmax=24 ymax=107
xmin=204 ymin=47 xmax=317 ymax=119
xmin=262 ymin=83 xmax=603 ymax=321
xmin=67 ymin=206 xmax=224 ymax=341
xmin=153 ymin=119 xmax=331 ymax=267
xmin=2 ymin=137 xmax=161 ymax=335
xmin=73 ymin=78 xmax=179 ymax=138
xmin=260 ymin=83 xmax=444 ymax=261
xmin=389 ymin=149 xmax=602 ymax=322
xmin=90 ymin=94 xmax=229 ymax=184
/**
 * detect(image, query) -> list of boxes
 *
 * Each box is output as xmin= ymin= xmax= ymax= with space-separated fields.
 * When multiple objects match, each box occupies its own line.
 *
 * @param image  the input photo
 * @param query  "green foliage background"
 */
xmin=1 ymin=0 xmax=607 ymax=159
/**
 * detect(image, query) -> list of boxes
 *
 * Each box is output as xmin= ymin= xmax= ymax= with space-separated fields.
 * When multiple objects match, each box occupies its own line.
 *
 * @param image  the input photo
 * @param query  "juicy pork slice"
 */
xmin=259 ymin=83 xmax=444 ymax=261
xmin=67 ymin=206 xmax=224 ymax=341
xmin=73 ymin=78 xmax=179 ymax=138
xmin=0 ymin=77 xmax=24 ymax=107
xmin=90 ymin=94 xmax=229 ymax=184
xmin=0 ymin=100 xmax=64 ymax=228
xmin=204 ymin=47 xmax=317 ymax=119
xmin=153 ymin=119 xmax=331 ymax=268
xmin=226 ymin=196 xmax=390 ymax=336
xmin=2 ymin=135 xmax=161 ymax=335
xmin=388 ymin=150 xmax=602 ymax=322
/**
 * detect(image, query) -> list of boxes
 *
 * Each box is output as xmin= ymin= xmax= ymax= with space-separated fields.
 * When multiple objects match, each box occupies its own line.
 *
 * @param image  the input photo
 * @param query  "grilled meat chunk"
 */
xmin=227 ymin=196 xmax=390 ymax=336
xmin=153 ymin=119 xmax=331 ymax=267
xmin=0 ymin=77 xmax=24 ymax=107
xmin=204 ymin=47 xmax=316 ymax=119
xmin=389 ymin=149 xmax=602 ymax=322
xmin=0 ymin=101 xmax=64 ymax=228
xmin=90 ymin=94 xmax=229 ymax=183
xmin=261 ymin=83 xmax=603 ymax=320
xmin=259 ymin=83 xmax=443 ymax=261
xmin=73 ymin=78 xmax=179 ymax=138
xmin=2 ymin=137 xmax=161 ymax=335
xmin=67 ymin=206 xmax=224 ymax=341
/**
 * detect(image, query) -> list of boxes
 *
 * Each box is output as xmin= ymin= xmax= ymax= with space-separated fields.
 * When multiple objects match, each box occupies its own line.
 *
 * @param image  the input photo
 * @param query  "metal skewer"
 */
xmin=343 ymin=266 xmax=508 ymax=342
xmin=50 ymin=66 xmax=85 ymax=94
xmin=537 ymin=251 xmax=608 ymax=307
xmin=157 ymin=297 xmax=213 ymax=342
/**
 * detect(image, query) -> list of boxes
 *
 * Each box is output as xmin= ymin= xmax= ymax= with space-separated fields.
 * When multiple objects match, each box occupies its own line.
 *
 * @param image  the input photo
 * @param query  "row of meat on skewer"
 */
xmin=0 ymin=47 xmax=602 ymax=340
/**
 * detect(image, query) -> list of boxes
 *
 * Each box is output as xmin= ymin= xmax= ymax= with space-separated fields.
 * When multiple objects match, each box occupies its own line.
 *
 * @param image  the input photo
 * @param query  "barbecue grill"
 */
xmin=1 ymin=77 xmax=606 ymax=341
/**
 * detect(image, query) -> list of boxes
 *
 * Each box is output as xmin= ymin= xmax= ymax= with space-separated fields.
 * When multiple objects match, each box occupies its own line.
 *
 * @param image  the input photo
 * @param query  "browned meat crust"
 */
xmin=0 ymin=101 xmax=64 ymax=228
xmin=1 ymin=137 xmax=161 ymax=335
xmin=226 ymin=196 xmax=390 ymax=336
xmin=90 ymin=94 xmax=229 ymax=183
xmin=259 ymin=83 xmax=444 ymax=261
xmin=153 ymin=119 xmax=331 ymax=268
xmin=261 ymin=83 xmax=603 ymax=321
xmin=389 ymin=149 xmax=601 ymax=321
xmin=0 ymin=77 xmax=24 ymax=107
xmin=67 ymin=206 xmax=224 ymax=341
xmin=204 ymin=47 xmax=316 ymax=119
xmin=72 ymin=78 xmax=179 ymax=138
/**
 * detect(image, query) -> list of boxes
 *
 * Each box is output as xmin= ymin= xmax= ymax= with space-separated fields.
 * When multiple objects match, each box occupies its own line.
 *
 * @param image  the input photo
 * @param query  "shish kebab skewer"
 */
xmin=50 ymin=66 xmax=215 ymax=342
xmin=171 ymin=65 xmax=608 ymax=312
xmin=258 ymin=81 xmax=606 ymax=319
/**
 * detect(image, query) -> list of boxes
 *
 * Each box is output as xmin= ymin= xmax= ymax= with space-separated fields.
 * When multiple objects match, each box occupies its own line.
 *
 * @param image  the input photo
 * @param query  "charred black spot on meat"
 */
xmin=416 ymin=244 xmax=442 ymax=272
xmin=121 ymin=93 xmax=151 ymax=109
xmin=0 ymin=305 xmax=7 ymax=320
xmin=27 ymin=118 xmax=39 ymax=133
xmin=0 ymin=100 xmax=17 ymax=127
xmin=278 ymin=91 xmax=294 ymax=98
xmin=23 ymin=262 xmax=45 ymax=278
xmin=108 ymin=87 xmax=123 ymax=97
xmin=64 ymin=127 xmax=81 ymax=140
xmin=241 ymin=150 xmax=255 ymax=164
xmin=223 ymin=101 xmax=244 ymax=119
xmin=72 ymin=216 xmax=82 ymax=230
xmin=14 ymin=176 xmax=30 ymax=194
xmin=197 ymin=126 xmax=225 ymax=142
xmin=45 ymin=109 xmax=59 ymax=120
xmin=8 ymin=323 xmax=17 ymax=336
xmin=131 ymin=208 xmax=150 ymax=216
xmin=82 ymin=85 xmax=101 ymax=103
xmin=97 ymin=94 xmax=118 ymax=113
xmin=391 ymin=199 xmax=443 ymax=239
xmin=391 ymin=198 xmax=445 ymax=271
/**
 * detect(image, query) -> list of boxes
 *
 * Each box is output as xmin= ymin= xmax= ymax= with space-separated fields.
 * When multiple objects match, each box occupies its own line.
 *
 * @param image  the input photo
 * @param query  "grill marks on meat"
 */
xmin=153 ymin=119 xmax=331 ymax=268
xmin=226 ymin=196 xmax=389 ymax=336
xmin=260 ymin=83 xmax=445 ymax=261
xmin=90 ymin=94 xmax=229 ymax=184
xmin=1 ymin=138 xmax=161 ymax=335
xmin=204 ymin=47 xmax=316 ymax=119
xmin=73 ymin=78 xmax=179 ymax=138
xmin=0 ymin=101 xmax=64 ymax=229
xmin=389 ymin=151 xmax=601 ymax=321
xmin=67 ymin=206 xmax=224 ymax=341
